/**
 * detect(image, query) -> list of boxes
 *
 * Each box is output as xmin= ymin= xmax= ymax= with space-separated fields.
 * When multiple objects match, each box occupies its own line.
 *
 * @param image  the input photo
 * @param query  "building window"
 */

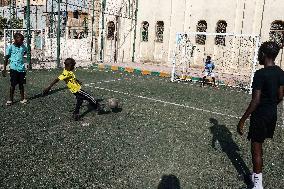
xmin=196 ymin=20 xmax=207 ymax=45
xmin=215 ymin=21 xmax=227 ymax=46
xmin=141 ymin=21 xmax=149 ymax=42
xmin=156 ymin=21 xmax=164 ymax=43
xmin=269 ymin=20 xmax=284 ymax=48
xmin=107 ymin=21 xmax=115 ymax=40
xmin=73 ymin=10 xmax=79 ymax=19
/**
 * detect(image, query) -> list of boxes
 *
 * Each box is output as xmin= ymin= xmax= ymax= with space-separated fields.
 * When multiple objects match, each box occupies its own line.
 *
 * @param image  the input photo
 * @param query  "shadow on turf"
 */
xmin=209 ymin=118 xmax=252 ymax=188
xmin=157 ymin=174 xmax=181 ymax=189
xmin=29 ymin=87 xmax=67 ymax=100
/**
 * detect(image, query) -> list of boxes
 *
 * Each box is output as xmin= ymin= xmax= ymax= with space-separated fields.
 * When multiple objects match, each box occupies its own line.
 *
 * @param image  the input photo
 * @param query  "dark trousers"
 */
xmin=10 ymin=69 xmax=26 ymax=90
xmin=73 ymin=90 xmax=97 ymax=114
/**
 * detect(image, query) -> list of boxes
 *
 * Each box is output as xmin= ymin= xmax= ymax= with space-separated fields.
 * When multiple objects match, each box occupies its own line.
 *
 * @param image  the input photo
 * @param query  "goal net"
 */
xmin=171 ymin=32 xmax=260 ymax=93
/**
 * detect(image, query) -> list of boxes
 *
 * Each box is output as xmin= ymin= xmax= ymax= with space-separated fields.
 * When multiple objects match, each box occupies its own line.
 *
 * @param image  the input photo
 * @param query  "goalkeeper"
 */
xmin=202 ymin=56 xmax=217 ymax=87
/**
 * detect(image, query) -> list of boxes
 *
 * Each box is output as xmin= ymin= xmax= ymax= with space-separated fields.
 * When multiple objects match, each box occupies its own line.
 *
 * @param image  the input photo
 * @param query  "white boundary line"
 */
xmin=89 ymin=86 xmax=241 ymax=119
xmin=84 ymin=78 xmax=125 ymax=87
xmin=84 ymin=83 xmax=284 ymax=128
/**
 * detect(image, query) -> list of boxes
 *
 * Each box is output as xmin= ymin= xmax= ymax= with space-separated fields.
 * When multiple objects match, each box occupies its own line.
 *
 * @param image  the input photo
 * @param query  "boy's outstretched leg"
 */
xmin=202 ymin=76 xmax=206 ymax=87
xmin=251 ymin=141 xmax=263 ymax=189
xmin=78 ymin=90 xmax=101 ymax=112
xmin=73 ymin=96 xmax=84 ymax=121
xmin=212 ymin=77 xmax=217 ymax=87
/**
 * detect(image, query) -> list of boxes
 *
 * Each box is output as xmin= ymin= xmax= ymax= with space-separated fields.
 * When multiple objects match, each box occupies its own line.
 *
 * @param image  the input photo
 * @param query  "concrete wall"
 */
xmin=44 ymin=37 xmax=92 ymax=61
xmin=102 ymin=0 xmax=284 ymax=68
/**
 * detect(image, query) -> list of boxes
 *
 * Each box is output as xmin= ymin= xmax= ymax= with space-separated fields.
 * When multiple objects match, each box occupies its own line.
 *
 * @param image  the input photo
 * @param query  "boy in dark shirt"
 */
xmin=237 ymin=42 xmax=284 ymax=189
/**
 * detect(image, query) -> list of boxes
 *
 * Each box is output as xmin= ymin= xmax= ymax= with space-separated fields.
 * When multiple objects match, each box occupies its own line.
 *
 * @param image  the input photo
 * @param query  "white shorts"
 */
xmin=204 ymin=71 xmax=215 ymax=77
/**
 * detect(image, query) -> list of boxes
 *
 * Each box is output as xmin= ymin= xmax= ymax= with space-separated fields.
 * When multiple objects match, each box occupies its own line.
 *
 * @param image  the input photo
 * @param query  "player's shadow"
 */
xmin=111 ymin=107 xmax=123 ymax=113
xmin=29 ymin=87 xmax=67 ymax=100
xmin=209 ymin=118 xmax=252 ymax=188
xmin=157 ymin=174 xmax=181 ymax=189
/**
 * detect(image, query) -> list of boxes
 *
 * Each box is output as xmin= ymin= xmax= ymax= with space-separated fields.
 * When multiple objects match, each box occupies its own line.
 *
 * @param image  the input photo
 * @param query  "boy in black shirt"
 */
xmin=237 ymin=42 xmax=284 ymax=189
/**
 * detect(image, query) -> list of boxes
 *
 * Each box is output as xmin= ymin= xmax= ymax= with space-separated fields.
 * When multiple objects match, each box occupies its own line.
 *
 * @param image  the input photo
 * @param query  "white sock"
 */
xmin=253 ymin=173 xmax=263 ymax=188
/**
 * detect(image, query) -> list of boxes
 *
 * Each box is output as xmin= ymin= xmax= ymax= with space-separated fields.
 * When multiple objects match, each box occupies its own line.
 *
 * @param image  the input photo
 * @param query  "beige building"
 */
xmin=0 ymin=0 xmax=9 ymax=7
xmin=102 ymin=0 xmax=284 ymax=68
xmin=16 ymin=0 xmax=45 ymax=6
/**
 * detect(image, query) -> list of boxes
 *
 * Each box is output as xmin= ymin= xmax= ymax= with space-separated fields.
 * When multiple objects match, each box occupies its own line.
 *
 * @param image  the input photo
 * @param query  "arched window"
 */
xmin=215 ymin=20 xmax=227 ymax=46
xmin=107 ymin=21 xmax=115 ymax=40
xmin=269 ymin=20 xmax=284 ymax=48
xmin=156 ymin=21 xmax=164 ymax=43
xmin=141 ymin=21 xmax=149 ymax=42
xmin=196 ymin=20 xmax=207 ymax=45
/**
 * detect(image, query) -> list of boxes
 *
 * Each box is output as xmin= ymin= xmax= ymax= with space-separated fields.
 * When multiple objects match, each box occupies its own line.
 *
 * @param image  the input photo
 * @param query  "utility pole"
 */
xmin=26 ymin=0 xmax=32 ymax=69
xmin=100 ymin=0 xmax=106 ymax=62
xmin=131 ymin=0 xmax=138 ymax=62
xmin=57 ymin=0 xmax=61 ymax=67
xmin=90 ymin=0 xmax=95 ymax=61
xmin=50 ymin=0 xmax=54 ymax=37
xmin=9 ymin=0 xmax=11 ymax=28
xmin=35 ymin=5 xmax=38 ymax=29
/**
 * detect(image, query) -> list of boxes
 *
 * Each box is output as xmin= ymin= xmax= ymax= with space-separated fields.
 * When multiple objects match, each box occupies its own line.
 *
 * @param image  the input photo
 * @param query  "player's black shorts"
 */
xmin=10 ymin=69 xmax=26 ymax=87
xmin=248 ymin=109 xmax=277 ymax=143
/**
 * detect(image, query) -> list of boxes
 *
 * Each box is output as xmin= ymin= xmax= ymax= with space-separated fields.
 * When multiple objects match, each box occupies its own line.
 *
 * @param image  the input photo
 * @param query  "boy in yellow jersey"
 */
xmin=43 ymin=58 xmax=101 ymax=121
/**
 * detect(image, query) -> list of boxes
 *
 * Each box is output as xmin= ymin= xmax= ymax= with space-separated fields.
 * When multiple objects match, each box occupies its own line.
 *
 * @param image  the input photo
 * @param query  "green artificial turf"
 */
xmin=0 ymin=68 xmax=283 ymax=188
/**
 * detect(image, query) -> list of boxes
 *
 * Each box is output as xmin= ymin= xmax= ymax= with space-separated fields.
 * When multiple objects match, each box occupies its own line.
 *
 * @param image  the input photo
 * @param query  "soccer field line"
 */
xmin=84 ymin=78 xmax=126 ymax=87
xmin=90 ymin=86 xmax=242 ymax=120
xmin=84 ymin=83 xmax=284 ymax=128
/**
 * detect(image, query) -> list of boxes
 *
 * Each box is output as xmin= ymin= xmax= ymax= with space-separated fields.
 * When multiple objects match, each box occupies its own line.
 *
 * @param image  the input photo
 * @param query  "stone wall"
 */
xmin=43 ymin=37 xmax=94 ymax=62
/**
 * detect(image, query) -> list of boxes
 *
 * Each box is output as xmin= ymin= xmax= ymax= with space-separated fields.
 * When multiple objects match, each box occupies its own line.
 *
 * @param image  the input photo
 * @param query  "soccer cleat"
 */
xmin=5 ymin=101 xmax=13 ymax=106
xmin=97 ymin=103 xmax=105 ymax=114
xmin=96 ymin=102 xmax=105 ymax=111
xmin=73 ymin=114 xmax=80 ymax=121
xmin=20 ymin=99 xmax=28 ymax=104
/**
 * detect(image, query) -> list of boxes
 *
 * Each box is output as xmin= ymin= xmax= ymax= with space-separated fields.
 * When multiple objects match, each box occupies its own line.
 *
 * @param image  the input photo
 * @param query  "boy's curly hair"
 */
xmin=64 ymin=58 xmax=76 ymax=66
xmin=259 ymin=41 xmax=280 ymax=61
xmin=13 ymin=33 xmax=24 ymax=40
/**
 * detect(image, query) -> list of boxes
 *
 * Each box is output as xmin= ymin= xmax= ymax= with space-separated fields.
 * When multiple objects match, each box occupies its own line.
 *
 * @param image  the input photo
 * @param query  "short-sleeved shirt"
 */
xmin=252 ymin=66 xmax=284 ymax=115
xmin=58 ymin=69 xmax=81 ymax=93
xmin=6 ymin=44 xmax=27 ymax=72
xmin=205 ymin=61 xmax=215 ymax=73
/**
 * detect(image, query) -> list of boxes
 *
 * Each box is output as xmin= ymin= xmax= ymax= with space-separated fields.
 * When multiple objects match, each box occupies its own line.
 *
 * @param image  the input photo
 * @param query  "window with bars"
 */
xmin=196 ymin=20 xmax=207 ymax=45
xmin=107 ymin=21 xmax=115 ymax=40
xmin=269 ymin=21 xmax=284 ymax=48
xmin=141 ymin=21 xmax=149 ymax=42
xmin=215 ymin=20 xmax=227 ymax=46
xmin=156 ymin=21 xmax=164 ymax=43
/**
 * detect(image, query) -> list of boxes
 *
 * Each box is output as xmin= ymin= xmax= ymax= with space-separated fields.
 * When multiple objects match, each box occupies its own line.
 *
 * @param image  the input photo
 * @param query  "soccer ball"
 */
xmin=108 ymin=98 xmax=119 ymax=109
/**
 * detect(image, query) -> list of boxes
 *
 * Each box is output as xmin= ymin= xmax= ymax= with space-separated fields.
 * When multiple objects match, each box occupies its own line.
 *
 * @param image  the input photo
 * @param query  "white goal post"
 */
xmin=171 ymin=32 xmax=261 ymax=93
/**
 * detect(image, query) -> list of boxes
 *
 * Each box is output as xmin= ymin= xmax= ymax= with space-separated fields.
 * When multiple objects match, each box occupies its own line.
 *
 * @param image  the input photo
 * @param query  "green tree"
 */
xmin=0 ymin=16 xmax=8 ymax=35
xmin=0 ymin=16 xmax=23 ymax=36
xmin=8 ymin=18 xmax=23 ymax=29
